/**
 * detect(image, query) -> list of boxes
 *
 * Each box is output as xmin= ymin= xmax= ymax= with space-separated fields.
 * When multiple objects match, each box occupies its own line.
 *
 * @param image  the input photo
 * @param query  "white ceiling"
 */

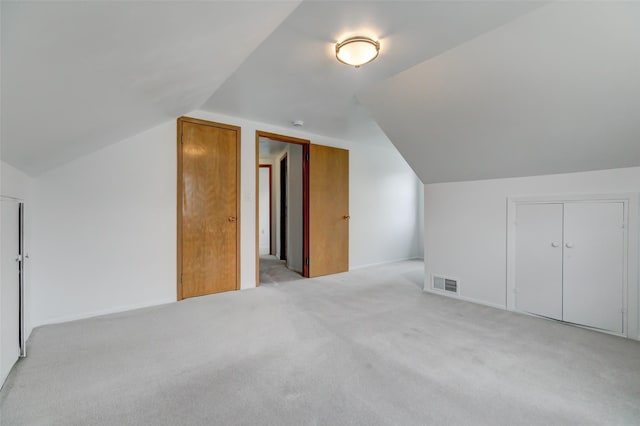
xmin=3 ymin=1 xmax=638 ymax=183
xmin=258 ymin=137 xmax=289 ymax=160
xmin=358 ymin=2 xmax=640 ymax=183
xmin=1 ymin=1 xmax=299 ymax=175
xmin=200 ymin=1 xmax=541 ymax=145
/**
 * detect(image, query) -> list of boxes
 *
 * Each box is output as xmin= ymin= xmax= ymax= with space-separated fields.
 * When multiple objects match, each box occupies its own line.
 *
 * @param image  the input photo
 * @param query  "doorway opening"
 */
xmin=255 ymin=131 xmax=310 ymax=285
xmin=258 ymin=164 xmax=272 ymax=256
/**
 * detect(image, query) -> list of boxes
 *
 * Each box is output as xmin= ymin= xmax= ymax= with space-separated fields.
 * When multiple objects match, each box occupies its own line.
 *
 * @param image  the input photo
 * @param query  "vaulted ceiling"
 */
xmin=2 ymin=1 xmax=639 ymax=182
xmin=1 ymin=1 xmax=300 ymax=174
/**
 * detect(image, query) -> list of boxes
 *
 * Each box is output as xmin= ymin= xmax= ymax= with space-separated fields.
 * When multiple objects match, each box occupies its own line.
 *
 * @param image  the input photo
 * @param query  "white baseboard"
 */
xmin=33 ymin=297 xmax=176 ymax=328
xmin=350 ymin=257 xmax=424 ymax=271
xmin=423 ymin=287 xmax=506 ymax=310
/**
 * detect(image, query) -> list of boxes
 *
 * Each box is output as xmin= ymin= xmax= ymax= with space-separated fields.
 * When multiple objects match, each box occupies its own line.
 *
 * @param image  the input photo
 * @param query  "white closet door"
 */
xmin=515 ymin=203 xmax=564 ymax=320
xmin=1 ymin=200 xmax=20 ymax=387
xmin=563 ymin=202 xmax=624 ymax=333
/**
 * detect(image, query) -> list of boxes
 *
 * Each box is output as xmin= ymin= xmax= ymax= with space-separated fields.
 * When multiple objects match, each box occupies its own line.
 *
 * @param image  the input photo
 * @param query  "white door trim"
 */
xmin=506 ymin=192 xmax=639 ymax=340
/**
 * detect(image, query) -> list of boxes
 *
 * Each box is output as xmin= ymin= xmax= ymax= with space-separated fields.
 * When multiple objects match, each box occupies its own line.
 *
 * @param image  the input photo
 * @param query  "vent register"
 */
xmin=432 ymin=275 xmax=458 ymax=294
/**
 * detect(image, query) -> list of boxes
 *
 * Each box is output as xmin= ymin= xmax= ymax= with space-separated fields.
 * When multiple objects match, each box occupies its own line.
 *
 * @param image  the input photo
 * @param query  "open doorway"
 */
xmin=258 ymin=164 xmax=272 ymax=256
xmin=255 ymin=131 xmax=310 ymax=285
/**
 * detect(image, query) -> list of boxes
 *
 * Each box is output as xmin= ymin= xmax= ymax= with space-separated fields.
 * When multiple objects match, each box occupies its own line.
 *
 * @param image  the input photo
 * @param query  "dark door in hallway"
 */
xmin=280 ymin=155 xmax=287 ymax=262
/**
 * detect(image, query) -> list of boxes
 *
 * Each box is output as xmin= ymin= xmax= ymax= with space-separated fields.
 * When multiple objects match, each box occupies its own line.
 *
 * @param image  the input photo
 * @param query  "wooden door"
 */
xmin=515 ymin=203 xmax=564 ymax=320
xmin=563 ymin=202 xmax=624 ymax=333
xmin=178 ymin=117 xmax=240 ymax=299
xmin=309 ymin=144 xmax=349 ymax=277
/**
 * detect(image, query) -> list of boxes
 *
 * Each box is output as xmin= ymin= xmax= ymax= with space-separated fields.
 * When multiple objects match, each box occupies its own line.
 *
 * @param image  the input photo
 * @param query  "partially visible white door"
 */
xmin=259 ymin=167 xmax=271 ymax=255
xmin=515 ymin=203 xmax=564 ymax=320
xmin=563 ymin=202 xmax=624 ymax=333
xmin=1 ymin=200 xmax=20 ymax=387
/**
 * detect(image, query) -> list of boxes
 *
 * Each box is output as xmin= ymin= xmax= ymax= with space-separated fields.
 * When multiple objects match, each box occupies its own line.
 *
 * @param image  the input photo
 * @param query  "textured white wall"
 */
xmin=26 ymin=111 xmax=421 ymax=327
xmin=424 ymin=167 xmax=640 ymax=336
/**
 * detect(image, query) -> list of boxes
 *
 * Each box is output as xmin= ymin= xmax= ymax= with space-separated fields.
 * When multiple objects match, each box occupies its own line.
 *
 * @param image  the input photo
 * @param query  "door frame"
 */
xmin=506 ymin=193 xmax=639 ymax=339
xmin=255 ymin=131 xmax=310 ymax=285
xmin=258 ymin=164 xmax=273 ymax=255
xmin=279 ymin=154 xmax=287 ymax=263
xmin=177 ymin=116 xmax=241 ymax=300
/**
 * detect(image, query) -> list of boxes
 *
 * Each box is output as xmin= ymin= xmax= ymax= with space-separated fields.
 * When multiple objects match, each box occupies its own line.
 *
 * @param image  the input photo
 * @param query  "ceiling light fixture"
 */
xmin=335 ymin=36 xmax=380 ymax=68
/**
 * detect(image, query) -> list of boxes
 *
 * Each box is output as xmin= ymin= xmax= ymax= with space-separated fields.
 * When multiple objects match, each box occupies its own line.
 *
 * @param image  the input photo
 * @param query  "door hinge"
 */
xmin=305 ymin=258 xmax=310 ymax=265
xmin=305 ymin=153 xmax=310 ymax=161
xmin=181 ymin=132 xmax=184 ymax=144
xmin=180 ymin=273 xmax=183 ymax=283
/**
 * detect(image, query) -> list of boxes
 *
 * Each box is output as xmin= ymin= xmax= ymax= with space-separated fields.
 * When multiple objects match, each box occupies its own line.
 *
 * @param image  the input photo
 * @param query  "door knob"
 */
xmin=228 ymin=216 xmax=237 ymax=222
xmin=551 ymin=242 xmax=560 ymax=248
xmin=565 ymin=242 xmax=573 ymax=248
xmin=343 ymin=215 xmax=350 ymax=220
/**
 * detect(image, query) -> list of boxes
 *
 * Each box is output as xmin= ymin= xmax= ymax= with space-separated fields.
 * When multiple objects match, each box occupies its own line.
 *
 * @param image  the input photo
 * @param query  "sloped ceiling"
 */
xmin=3 ymin=1 xmax=638 ymax=183
xmin=358 ymin=2 xmax=640 ymax=183
xmin=1 ymin=1 xmax=300 ymax=175
xmin=201 ymin=1 xmax=541 ymax=145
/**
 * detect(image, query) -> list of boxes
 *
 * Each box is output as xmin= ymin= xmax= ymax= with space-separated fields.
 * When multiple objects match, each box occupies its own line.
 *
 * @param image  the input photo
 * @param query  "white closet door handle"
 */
xmin=565 ymin=242 xmax=574 ymax=248
xmin=551 ymin=242 xmax=560 ymax=248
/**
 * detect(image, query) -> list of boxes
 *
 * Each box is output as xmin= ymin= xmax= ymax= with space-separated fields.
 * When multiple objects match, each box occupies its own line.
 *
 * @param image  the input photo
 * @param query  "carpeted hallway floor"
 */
xmin=258 ymin=255 xmax=302 ymax=284
xmin=1 ymin=260 xmax=639 ymax=425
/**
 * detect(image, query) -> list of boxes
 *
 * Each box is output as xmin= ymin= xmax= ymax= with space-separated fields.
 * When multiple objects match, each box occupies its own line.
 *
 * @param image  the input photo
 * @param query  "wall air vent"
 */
xmin=432 ymin=275 xmax=459 ymax=295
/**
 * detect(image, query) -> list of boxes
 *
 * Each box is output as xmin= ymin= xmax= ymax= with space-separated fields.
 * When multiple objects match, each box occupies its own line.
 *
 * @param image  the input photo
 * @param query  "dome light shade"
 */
xmin=335 ymin=37 xmax=380 ymax=68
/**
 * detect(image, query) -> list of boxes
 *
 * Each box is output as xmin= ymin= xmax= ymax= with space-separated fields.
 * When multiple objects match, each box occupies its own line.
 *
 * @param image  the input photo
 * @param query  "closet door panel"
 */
xmin=515 ymin=203 xmax=564 ymax=320
xmin=563 ymin=202 xmax=624 ymax=333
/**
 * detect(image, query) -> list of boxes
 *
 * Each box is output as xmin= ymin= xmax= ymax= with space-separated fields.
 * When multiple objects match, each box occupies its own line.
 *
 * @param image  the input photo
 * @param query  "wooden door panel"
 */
xmin=309 ymin=144 xmax=349 ymax=277
xmin=179 ymin=118 xmax=239 ymax=299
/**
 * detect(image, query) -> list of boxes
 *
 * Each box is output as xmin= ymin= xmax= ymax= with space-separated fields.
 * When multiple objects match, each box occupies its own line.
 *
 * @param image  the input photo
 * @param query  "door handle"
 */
xmin=343 ymin=215 xmax=350 ymax=220
xmin=228 ymin=216 xmax=237 ymax=222
xmin=551 ymin=242 xmax=560 ymax=248
xmin=565 ymin=242 xmax=573 ymax=248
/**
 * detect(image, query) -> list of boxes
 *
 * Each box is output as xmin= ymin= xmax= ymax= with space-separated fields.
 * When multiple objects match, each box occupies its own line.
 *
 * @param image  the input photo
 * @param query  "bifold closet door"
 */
xmin=515 ymin=203 xmax=563 ymax=320
xmin=563 ymin=202 xmax=624 ymax=333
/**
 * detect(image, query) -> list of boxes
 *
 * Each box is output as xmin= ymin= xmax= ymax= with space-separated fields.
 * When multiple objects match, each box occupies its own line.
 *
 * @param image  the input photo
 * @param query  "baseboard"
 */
xmin=33 ymin=297 xmax=176 ymax=328
xmin=350 ymin=257 xmax=424 ymax=271
xmin=423 ymin=287 xmax=506 ymax=310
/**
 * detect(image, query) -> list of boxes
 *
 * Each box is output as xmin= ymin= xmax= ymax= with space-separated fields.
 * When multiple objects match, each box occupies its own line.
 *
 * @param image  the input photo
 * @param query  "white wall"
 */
xmin=26 ymin=110 xmax=422 ymax=327
xmin=30 ymin=122 xmax=176 ymax=326
xmin=1 ymin=162 xmax=33 ymax=339
xmin=424 ymin=167 xmax=640 ymax=336
xmin=258 ymin=167 xmax=270 ymax=255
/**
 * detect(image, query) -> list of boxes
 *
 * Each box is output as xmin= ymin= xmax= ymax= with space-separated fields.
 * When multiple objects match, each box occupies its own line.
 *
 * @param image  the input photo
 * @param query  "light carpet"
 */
xmin=1 ymin=260 xmax=639 ymax=425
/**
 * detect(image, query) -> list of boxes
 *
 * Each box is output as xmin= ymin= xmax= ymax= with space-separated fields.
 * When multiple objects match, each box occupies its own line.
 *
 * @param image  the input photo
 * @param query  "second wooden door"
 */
xmin=309 ymin=144 xmax=349 ymax=277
